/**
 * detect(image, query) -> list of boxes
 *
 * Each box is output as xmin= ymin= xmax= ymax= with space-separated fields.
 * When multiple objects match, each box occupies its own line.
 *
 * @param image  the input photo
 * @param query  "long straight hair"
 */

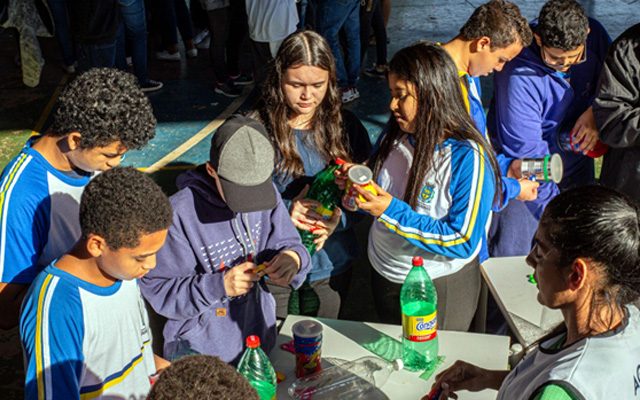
xmin=372 ymin=42 xmax=501 ymax=208
xmin=257 ymin=31 xmax=349 ymax=178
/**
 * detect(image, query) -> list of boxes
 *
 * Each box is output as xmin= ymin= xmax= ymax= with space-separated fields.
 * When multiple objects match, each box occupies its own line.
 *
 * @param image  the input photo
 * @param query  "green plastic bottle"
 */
xmin=298 ymin=158 xmax=345 ymax=256
xmin=237 ymin=335 xmax=277 ymax=400
xmin=400 ymin=256 xmax=439 ymax=372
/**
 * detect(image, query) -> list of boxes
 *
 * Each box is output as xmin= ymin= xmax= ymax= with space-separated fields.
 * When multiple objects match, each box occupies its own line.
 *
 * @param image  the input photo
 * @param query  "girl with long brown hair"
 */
xmin=251 ymin=31 xmax=371 ymax=319
xmin=349 ymin=42 xmax=501 ymax=331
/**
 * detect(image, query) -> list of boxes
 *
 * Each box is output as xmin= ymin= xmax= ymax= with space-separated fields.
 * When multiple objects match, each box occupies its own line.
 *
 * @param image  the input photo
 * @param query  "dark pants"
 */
xmin=371 ymin=258 xmax=483 ymax=332
xmin=47 ymin=0 xmax=76 ymax=66
xmin=227 ymin=0 xmax=247 ymax=77
xmin=152 ymin=0 xmax=194 ymax=48
xmin=78 ymin=36 xmax=120 ymax=72
xmin=205 ymin=7 xmax=230 ymax=83
xmin=117 ymin=0 xmax=149 ymax=84
xmin=316 ymin=0 xmax=361 ymax=88
xmin=250 ymin=39 xmax=272 ymax=86
xmin=268 ymin=269 xmax=353 ymax=320
xmin=360 ymin=0 xmax=387 ymax=66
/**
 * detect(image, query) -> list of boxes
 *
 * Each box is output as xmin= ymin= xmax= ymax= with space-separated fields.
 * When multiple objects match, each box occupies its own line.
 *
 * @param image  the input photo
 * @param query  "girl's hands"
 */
xmin=354 ymin=181 xmax=393 ymax=218
xmin=334 ymin=162 xmax=355 ymax=190
xmin=290 ymin=185 xmax=328 ymax=231
xmin=310 ymin=208 xmax=342 ymax=251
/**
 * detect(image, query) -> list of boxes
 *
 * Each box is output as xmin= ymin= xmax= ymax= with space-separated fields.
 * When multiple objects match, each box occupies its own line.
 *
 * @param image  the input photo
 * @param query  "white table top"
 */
xmin=270 ymin=315 xmax=510 ymax=400
xmin=481 ymin=256 xmax=563 ymax=347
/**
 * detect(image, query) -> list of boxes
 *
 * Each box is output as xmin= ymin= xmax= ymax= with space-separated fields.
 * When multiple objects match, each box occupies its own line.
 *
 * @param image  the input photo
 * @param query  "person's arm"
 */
xmin=363 ymin=143 xmax=496 ymax=259
xmin=263 ymin=188 xmax=311 ymax=289
xmin=21 ymin=282 xmax=85 ymax=400
xmin=0 ymin=191 xmax=48 ymax=329
xmin=492 ymin=71 xmax=549 ymax=159
xmin=593 ymin=30 xmax=640 ymax=148
xmin=139 ymin=216 xmax=227 ymax=321
xmin=423 ymin=360 xmax=509 ymax=400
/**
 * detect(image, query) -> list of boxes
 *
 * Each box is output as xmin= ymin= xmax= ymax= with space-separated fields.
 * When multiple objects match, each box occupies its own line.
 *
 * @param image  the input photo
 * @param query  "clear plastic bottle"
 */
xmin=237 ymin=335 xmax=277 ymax=400
xmin=288 ymin=356 xmax=402 ymax=400
xmin=400 ymin=256 xmax=439 ymax=371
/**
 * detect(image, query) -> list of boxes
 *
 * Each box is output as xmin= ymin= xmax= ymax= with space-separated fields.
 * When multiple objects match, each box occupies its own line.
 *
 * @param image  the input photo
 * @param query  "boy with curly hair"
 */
xmin=0 ymin=68 xmax=157 ymax=330
xmin=20 ymin=167 xmax=172 ymax=400
xmin=147 ymin=355 xmax=259 ymax=400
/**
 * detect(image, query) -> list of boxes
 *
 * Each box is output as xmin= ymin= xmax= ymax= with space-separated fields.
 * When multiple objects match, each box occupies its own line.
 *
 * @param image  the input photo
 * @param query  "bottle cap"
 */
xmin=335 ymin=158 xmax=346 ymax=165
xmin=246 ymin=335 xmax=260 ymax=349
xmin=412 ymin=256 xmax=423 ymax=267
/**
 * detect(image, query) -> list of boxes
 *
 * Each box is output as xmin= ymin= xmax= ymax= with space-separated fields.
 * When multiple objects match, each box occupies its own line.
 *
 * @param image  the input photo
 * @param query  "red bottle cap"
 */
xmin=585 ymin=140 xmax=609 ymax=158
xmin=412 ymin=256 xmax=423 ymax=267
xmin=335 ymin=158 xmax=346 ymax=165
xmin=246 ymin=335 xmax=260 ymax=349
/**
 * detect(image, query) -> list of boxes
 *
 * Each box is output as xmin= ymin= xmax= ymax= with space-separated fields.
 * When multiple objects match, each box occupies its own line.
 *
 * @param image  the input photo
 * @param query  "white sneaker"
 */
xmin=156 ymin=50 xmax=181 ymax=61
xmin=193 ymin=29 xmax=210 ymax=46
xmin=351 ymin=87 xmax=361 ymax=101
xmin=196 ymin=36 xmax=210 ymax=50
xmin=341 ymin=87 xmax=360 ymax=103
xmin=186 ymin=48 xmax=198 ymax=58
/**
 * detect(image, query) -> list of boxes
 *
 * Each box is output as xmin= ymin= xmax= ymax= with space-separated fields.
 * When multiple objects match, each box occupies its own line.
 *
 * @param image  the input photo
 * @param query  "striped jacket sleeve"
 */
xmin=0 ymin=153 xmax=49 ymax=284
xmin=21 ymin=274 xmax=85 ymax=400
xmin=377 ymin=142 xmax=496 ymax=259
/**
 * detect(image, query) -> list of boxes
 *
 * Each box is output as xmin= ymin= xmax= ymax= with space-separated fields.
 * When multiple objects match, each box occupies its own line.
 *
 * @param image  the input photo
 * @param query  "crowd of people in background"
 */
xmin=1 ymin=0 xmax=639 ymax=399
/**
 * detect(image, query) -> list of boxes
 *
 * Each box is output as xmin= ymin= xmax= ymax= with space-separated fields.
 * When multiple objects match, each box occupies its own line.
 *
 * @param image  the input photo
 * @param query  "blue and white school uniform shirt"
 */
xmin=0 ymin=138 xmax=92 ymax=284
xmin=20 ymin=264 xmax=156 ymax=400
xmin=368 ymin=136 xmax=495 ymax=283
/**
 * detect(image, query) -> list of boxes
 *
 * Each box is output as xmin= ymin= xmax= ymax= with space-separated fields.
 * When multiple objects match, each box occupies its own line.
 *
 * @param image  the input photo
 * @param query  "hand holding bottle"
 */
xmin=354 ymin=181 xmax=393 ymax=217
xmin=290 ymin=185 xmax=328 ymax=231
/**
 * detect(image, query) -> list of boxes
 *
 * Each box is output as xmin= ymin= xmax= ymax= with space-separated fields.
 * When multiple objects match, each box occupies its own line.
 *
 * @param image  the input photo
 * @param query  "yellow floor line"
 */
xmin=140 ymin=88 xmax=250 ymax=174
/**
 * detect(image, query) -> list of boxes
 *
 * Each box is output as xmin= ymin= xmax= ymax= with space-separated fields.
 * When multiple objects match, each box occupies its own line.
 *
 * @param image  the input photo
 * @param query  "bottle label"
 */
xmin=402 ymin=311 xmax=437 ymax=342
xmin=314 ymin=205 xmax=333 ymax=220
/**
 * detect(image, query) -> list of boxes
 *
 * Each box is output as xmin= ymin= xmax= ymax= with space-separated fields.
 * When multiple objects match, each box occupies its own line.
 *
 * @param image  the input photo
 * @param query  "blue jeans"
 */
xmin=47 ymin=0 xmax=76 ymax=66
xmin=117 ymin=0 xmax=149 ymax=84
xmin=316 ymin=0 xmax=361 ymax=88
xmin=78 ymin=40 xmax=118 ymax=72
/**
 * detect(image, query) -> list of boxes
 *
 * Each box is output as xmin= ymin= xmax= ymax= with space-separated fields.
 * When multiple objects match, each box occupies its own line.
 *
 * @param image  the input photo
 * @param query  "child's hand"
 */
xmin=334 ymin=162 xmax=354 ymax=190
xmin=516 ymin=178 xmax=539 ymax=201
xmin=355 ymin=181 xmax=392 ymax=217
xmin=264 ymin=250 xmax=301 ymax=287
xmin=290 ymin=185 xmax=327 ymax=231
xmin=223 ymin=262 xmax=258 ymax=297
xmin=571 ymin=106 xmax=599 ymax=153
xmin=311 ymin=208 xmax=342 ymax=251
xmin=425 ymin=360 xmax=493 ymax=399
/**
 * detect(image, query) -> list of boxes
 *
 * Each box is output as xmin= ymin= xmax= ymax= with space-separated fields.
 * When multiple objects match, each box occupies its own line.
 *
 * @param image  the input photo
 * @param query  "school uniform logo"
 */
xmin=417 ymin=185 xmax=435 ymax=208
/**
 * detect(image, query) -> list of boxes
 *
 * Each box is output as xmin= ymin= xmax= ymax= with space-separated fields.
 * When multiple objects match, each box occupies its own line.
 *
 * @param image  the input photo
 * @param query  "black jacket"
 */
xmin=593 ymin=23 xmax=640 ymax=202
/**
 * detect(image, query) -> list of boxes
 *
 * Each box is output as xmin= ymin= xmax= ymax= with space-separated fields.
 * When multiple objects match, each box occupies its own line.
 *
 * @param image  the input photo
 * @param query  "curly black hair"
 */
xmin=536 ymin=0 xmax=589 ymax=50
xmin=49 ymin=68 xmax=156 ymax=150
xmin=147 ymin=355 xmax=259 ymax=400
xmin=80 ymin=167 xmax=172 ymax=249
xmin=459 ymin=0 xmax=533 ymax=48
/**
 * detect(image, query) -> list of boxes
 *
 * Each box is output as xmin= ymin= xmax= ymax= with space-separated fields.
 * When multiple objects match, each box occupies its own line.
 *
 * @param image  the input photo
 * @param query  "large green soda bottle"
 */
xmin=237 ymin=335 xmax=277 ymax=400
xmin=298 ymin=158 xmax=345 ymax=256
xmin=400 ymin=256 xmax=439 ymax=372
